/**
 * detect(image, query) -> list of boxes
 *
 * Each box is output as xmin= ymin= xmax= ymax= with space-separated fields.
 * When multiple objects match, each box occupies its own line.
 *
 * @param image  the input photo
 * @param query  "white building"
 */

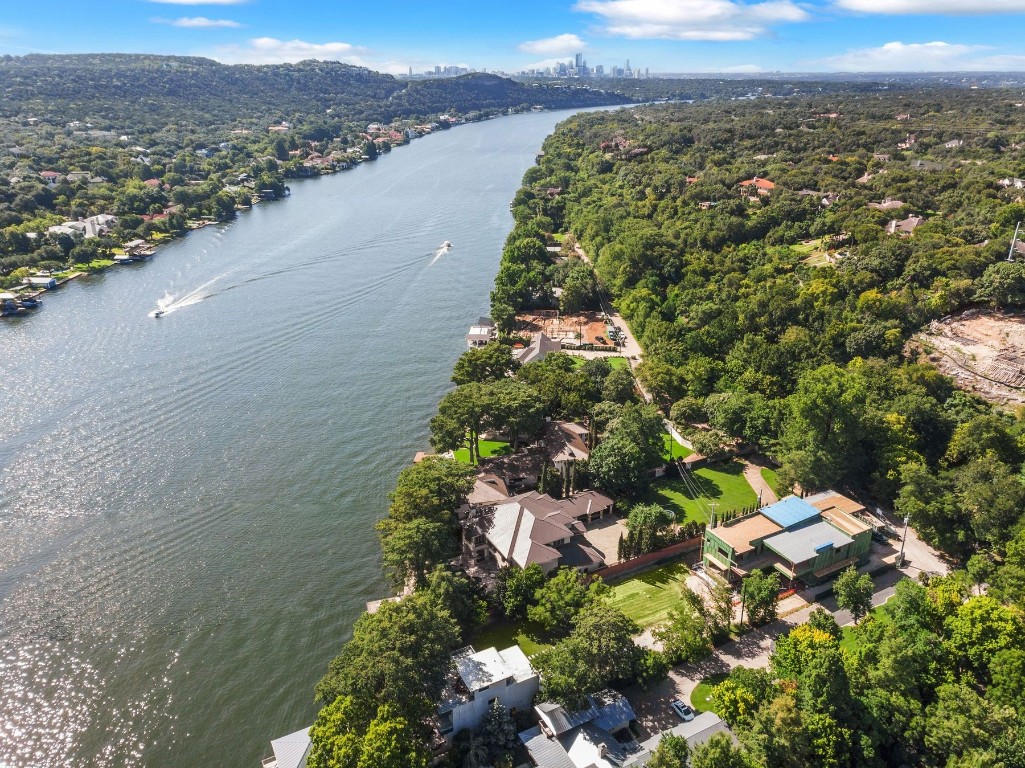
xmin=438 ymin=645 xmax=539 ymax=740
xmin=466 ymin=316 xmax=497 ymax=349
xmin=261 ymin=727 xmax=310 ymax=768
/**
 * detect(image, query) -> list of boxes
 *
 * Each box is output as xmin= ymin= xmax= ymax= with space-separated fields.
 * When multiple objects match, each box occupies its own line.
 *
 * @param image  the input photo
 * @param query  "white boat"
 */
xmin=442 ymin=240 xmax=453 ymax=248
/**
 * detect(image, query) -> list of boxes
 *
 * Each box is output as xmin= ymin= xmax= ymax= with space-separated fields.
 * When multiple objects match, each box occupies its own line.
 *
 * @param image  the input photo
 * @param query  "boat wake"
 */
xmin=148 ymin=273 xmax=231 ymax=318
xmin=428 ymin=241 xmax=452 ymax=266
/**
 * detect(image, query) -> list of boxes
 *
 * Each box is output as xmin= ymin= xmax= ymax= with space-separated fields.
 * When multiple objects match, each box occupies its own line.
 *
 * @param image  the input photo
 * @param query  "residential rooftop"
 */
xmin=713 ymin=514 xmax=783 ymax=555
xmin=760 ymin=496 xmax=821 ymax=529
xmin=763 ymin=520 xmax=855 ymax=564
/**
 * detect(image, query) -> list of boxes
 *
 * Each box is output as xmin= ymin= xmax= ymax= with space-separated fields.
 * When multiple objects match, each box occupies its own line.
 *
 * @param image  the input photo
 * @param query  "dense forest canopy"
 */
xmin=493 ymin=88 xmax=1025 ymax=560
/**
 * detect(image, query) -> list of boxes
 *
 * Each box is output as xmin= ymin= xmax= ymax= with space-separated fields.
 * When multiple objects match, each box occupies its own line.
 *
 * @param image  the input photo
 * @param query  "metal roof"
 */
xmin=269 ymin=727 xmax=311 ymax=768
xmin=760 ymin=496 xmax=821 ymax=530
xmin=763 ymin=521 xmax=854 ymax=565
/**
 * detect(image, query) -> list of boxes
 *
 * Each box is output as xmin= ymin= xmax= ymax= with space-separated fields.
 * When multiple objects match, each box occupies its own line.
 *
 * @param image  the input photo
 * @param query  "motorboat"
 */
xmin=153 ymin=309 xmax=165 ymax=318
xmin=442 ymin=240 xmax=453 ymax=248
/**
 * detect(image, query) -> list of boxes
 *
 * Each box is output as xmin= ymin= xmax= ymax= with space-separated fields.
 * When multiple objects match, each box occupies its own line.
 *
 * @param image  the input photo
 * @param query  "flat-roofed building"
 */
xmin=702 ymin=492 xmax=873 ymax=586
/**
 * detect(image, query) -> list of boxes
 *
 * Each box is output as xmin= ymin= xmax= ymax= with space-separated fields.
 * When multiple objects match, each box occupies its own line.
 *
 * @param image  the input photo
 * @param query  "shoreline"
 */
xmin=1 ymin=105 xmax=618 ymax=324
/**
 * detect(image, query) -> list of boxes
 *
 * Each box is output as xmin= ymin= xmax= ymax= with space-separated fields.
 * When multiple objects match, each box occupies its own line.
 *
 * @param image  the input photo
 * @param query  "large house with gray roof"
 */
xmin=520 ymin=690 xmax=639 ymax=768
xmin=462 ymin=490 xmax=613 ymax=574
xmin=702 ymin=491 xmax=873 ymax=586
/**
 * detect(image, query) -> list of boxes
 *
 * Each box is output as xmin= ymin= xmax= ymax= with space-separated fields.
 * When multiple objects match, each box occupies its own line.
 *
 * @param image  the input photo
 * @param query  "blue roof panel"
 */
xmin=760 ymin=496 xmax=821 ymax=530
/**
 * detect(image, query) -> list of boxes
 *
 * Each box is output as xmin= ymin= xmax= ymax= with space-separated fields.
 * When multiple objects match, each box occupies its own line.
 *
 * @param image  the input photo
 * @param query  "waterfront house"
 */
xmin=520 ymin=690 xmax=639 ymax=768
xmin=438 ymin=645 xmax=539 ymax=741
xmin=462 ymin=489 xmax=612 ymax=574
xmin=466 ymin=317 xmax=497 ymax=349
xmin=516 ymin=332 xmax=561 ymax=364
xmin=261 ymin=727 xmax=310 ymax=768
xmin=701 ymin=492 xmax=872 ymax=586
xmin=24 ymin=276 xmax=57 ymax=289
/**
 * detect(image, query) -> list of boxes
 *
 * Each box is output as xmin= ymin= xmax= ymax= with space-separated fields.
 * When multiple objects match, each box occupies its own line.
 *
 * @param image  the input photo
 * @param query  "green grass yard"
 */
xmin=662 ymin=433 xmax=693 ymax=463
xmin=840 ymin=603 xmax=893 ymax=654
xmin=453 ymin=439 xmax=512 ymax=464
xmin=691 ymin=673 xmax=729 ymax=713
xmin=568 ymin=355 xmax=631 ymax=370
xmin=632 ymin=461 xmax=757 ymax=524
xmin=472 ymin=620 xmax=551 ymax=657
xmin=607 ymin=561 xmax=693 ymax=629
xmin=760 ymin=467 xmax=781 ymax=496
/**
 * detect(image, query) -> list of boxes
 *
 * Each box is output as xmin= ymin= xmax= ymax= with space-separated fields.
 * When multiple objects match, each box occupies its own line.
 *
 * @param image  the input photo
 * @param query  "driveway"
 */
xmin=581 ymin=515 xmax=630 ymax=566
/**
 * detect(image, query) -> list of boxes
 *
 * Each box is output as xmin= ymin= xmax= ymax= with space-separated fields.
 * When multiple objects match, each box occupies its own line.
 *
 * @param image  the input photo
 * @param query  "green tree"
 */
xmin=654 ymin=591 xmax=712 ymax=664
xmin=646 ymin=733 xmax=690 ymax=768
xmin=741 ymin=569 xmax=780 ymax=627
xmin=377 ymin=517 xmax=454 ymax=589
xmin=944 ymin=596 xmax=1024 ymax=677
xmin=357 ymin=704 xmax=428 ymax=768
xmin=589 ymin=430 xmax=649 ymax=495
xmin=431 ymin=383 xmax=490 ymax=464
xmin=477 ymin=700 xmax=518 ymax=763
xmin=452 ymin=342 xmax=519 ymax=385
xmin=691 ymin=732 xmax=759 ymax=768
xmin=388 ymin=456 xmax=476 ymax=525
xmin=602 ymin=367 xmax=637 ymax=404
xmin=833 ymin=567 xmax=873 ymax=623
xmin=307 ymin=695 xmax=365 ymax=768
xmin=527 ymin=568 xmax=606 ymax=633
xmin=626 ymin=503 xmax=674 ymax=554
xmin=497 ymin=563 xmax=546 ymax=620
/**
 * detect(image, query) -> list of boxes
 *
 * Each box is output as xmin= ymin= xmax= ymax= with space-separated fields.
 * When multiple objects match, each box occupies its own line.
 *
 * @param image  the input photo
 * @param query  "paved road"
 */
xmin=626 ymin=567 xmax=904 ymax=739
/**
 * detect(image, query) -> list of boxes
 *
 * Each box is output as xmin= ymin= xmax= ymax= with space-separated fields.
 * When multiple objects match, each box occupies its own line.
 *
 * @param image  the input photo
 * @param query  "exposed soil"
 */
xmin=513 ymin=309 xmax=610 ymax=345
xmin=915 ymin=309 xmax=1025 ymax=406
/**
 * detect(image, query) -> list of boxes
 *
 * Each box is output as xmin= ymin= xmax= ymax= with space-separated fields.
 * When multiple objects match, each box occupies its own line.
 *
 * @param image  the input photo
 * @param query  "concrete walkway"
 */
xmin=741 ymin=460 xmax=778 ymax=505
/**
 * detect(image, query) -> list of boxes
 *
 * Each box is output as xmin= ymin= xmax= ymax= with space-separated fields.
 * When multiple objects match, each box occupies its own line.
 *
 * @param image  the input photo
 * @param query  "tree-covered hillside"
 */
xmin=494 ymin=89 xmax=1025 ymax=559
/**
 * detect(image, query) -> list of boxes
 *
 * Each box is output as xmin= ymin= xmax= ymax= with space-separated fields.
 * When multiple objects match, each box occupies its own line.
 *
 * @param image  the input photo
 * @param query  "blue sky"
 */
xmin=3 ymin=0 xmax=1025 ymax=74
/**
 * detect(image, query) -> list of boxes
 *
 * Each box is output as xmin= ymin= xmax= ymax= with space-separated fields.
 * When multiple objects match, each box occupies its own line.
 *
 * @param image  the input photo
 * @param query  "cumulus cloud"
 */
xmin=814 ymin=41 xmax=1023 ymax=71
xmin=575 ymin=0 xmax=809 ymax=41
xmin=211 ymin=37 xmax=369 ymax=65
xmin=836 ymin=0 xmax=1025 ymax=13
xmin=154 ymin=16 xmax=242 ymax=28
xmin=518 ymin=33 xmax=587 ymax=57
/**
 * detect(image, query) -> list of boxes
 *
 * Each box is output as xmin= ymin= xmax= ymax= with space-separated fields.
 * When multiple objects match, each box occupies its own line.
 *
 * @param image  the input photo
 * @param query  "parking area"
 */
xmin=581 ymin=515 xmax=630 ymax=565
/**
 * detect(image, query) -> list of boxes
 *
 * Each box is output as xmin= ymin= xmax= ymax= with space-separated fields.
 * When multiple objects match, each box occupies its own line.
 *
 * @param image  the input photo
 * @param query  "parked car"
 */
xmin=671 ymin=699 xmax=696 ymax=721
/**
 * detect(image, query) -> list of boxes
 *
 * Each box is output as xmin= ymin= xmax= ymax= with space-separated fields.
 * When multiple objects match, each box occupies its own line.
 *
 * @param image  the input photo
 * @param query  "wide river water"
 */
xmin=0 ymin=108 xmax=608 ymax=768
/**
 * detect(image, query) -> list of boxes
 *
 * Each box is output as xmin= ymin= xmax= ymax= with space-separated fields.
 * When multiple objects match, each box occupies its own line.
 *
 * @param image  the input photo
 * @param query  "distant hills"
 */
xmin=0 ymin=54 xmax=629 ymax=128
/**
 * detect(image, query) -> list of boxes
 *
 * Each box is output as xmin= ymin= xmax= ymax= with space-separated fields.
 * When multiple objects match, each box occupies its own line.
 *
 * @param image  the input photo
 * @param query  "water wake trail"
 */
xmin=428 ymin=241 xmax=451 ymax=266
xmin=148 ymin=272 xmax=234 ymax=317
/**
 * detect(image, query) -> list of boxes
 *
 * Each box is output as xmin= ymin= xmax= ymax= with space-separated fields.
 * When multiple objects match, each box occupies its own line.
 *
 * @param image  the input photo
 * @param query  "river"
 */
xmin=0 ymin=107 xmax=608 ymax=768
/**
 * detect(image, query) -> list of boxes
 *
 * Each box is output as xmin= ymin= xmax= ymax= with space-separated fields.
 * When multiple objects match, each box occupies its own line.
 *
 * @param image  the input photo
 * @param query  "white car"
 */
xmin=671 ymin=698 xmax=696 ymax=721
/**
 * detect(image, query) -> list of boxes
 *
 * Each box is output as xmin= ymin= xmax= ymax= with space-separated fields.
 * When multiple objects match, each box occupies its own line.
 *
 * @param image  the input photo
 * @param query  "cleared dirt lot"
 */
xmin=514 ymin=310 xmax=611 ymax=346
xmin=916 ymin=309 xmax=1025 ymax=406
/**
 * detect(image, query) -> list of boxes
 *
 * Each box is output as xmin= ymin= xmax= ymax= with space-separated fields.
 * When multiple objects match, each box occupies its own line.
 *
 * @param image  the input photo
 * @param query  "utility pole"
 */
xmin=738 ymin=577 xmax=748 ymax=629
xmin=897 ymin=515 xmax=910 ymax=568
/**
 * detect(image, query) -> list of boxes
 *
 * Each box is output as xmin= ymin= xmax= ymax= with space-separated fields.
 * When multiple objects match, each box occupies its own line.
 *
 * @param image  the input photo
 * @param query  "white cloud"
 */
xmin=211 ymin=37 xmax=368 ymax=65
xmin=813 ymin=41 xmax=1025 ymax=71
xmin=720 ymin=63 xmax=766 ymax=73
xmin=575 ymin=0 xmax=809 ymax=41
xmin=518 ymin=33 xmax=587 ymax=57
xmin=836 ymin=0 xmax=1025 ymax=13
xmin=155 ymin=16 xmax=242 ymax=28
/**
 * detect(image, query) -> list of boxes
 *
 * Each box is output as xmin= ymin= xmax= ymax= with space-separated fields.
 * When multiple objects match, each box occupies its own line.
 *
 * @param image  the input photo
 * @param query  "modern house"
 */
xmin=702 ymin=492 xmax=872 ymax=586
xmin=462 ymin=490 xmax=613 ymax=574
xmin=520 ymin=690 xmax=639 ymax=768
xmin=438 ymin=645 xmax=539 ymax=741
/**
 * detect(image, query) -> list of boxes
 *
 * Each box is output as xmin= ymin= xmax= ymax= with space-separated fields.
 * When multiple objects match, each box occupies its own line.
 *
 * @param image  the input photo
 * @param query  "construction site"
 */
xmin=916 ymin=309 xmax=1025 ymax=406
xmin=513 ymin=309 xmax=616 ymax=347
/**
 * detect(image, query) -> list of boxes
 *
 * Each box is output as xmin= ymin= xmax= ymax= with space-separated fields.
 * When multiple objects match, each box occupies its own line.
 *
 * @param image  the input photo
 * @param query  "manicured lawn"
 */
xmin=791 ymin=239 xmax=820 ymax=255
xmin=691 ymin=672 xmax=729 ymax=713
xmin=760 ymin=467 xmax=781 ymax=496
xmin=633 ymin=461 xmax=758 ymax=524
xmin=473 ymin=620 xmax=551 ymax=658
xmin=453 ymin=439 xmax=512 ymax=464
xmin=606 ymin=561 xmax=692 ymax=629
xmin=74 ymin=259 xmax=115 ymax=272
xmin=568 ymin=355 xmax=631 ymax=370
xmin=662 ymin=432 xmax=694 ymax=463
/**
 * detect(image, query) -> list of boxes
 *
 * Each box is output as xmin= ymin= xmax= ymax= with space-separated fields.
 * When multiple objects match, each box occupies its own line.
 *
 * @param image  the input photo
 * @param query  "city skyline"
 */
xmin=3 ymin=1 xmax=1025 ymax=74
